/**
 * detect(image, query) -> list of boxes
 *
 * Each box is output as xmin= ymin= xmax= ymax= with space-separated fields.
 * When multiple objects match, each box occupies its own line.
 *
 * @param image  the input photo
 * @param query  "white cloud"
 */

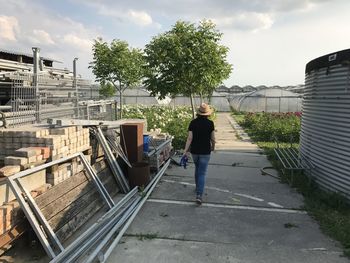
xmin=212 ymin=12 xmax=274 ymax=31
xmin=127 ymin=10 xmax=153 ymax=26
xmin=62 ymin=34 xmax=93 ymax=52
xmin=0 ymin=15 xmax=19 ymax=41
xmin=30 ymin=29 xmax=55 ymax=45
xmin=85 ymin=2 xmax=155 ymax=27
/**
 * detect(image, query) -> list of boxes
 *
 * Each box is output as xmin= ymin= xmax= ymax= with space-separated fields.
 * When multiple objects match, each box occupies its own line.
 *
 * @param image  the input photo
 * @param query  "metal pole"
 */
xmin=101 ymin=160 xmax=171 ymax=262
xmin=50 ymin=187 xmax=138 ymax=263
xmin=85 ymin=198 xmax=141 ymax=263
xmin=32 ymin=47 xmax=41 ymax=123
xmin=95 ymin=127 xmax=130 ymax=193
xmin=279 ymin=97 xmax=281 ymax=113
xmin=78 ymin=153 xmax=114 ymax=208
xmin=73 ymin=58 xmax=79 ymax=118
xmin=8 ymin=178 xmax=56 ymax=258
xmin=20 ymin=183 xmax=64 ymax=252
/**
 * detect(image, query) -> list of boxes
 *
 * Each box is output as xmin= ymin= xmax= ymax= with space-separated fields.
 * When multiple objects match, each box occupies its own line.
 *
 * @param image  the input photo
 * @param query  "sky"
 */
xmin=1 ymin=0 xmax=350 ymax=87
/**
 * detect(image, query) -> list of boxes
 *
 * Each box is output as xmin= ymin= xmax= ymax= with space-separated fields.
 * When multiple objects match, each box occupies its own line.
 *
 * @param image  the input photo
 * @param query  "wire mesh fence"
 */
xmin=3 ymin=72 xmax=116 ymax=127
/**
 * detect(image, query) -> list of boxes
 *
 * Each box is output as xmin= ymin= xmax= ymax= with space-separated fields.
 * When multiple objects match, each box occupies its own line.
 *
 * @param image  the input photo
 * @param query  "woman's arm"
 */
xmin=184 ymin=131 xmax=193 ymax=156
xmin=210 ymin=130 xmax=216 ymax=151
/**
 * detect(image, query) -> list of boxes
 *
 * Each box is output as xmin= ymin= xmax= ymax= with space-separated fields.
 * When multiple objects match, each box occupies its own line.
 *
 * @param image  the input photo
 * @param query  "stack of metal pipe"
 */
xmin=51 ymin=159 xmax=170 ymax=263
xmin=93 ymin=127 xmax=130 ymax=193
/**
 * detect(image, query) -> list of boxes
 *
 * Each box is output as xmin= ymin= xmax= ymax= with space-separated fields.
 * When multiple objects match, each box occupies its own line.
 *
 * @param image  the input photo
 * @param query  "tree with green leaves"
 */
xmin=99 ymin=81 xmax=115 ymax=98
xmin=90 ymin=38 xmax=144 ymax=119
xmin=144 ymin=20 xmax=232 ymax=118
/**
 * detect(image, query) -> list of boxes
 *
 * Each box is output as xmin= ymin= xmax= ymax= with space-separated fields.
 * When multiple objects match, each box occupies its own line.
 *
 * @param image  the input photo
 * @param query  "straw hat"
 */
xmin=197 ymin=103 xmax=212 ymax=116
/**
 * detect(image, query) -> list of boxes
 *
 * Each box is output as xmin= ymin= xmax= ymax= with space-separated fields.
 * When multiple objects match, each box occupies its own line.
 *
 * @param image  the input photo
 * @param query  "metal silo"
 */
xmin=300 ymin=48 xmax=350 ymax=199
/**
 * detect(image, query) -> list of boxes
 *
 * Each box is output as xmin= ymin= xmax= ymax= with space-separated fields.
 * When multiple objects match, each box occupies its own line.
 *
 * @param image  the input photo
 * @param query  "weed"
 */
xmin=160 ymin=212 xmax=169 ymax=217
xmin=284 ymin=223 xmax=298 ymax=228
xmin=135 ymin=233 xmax=159 ymax=241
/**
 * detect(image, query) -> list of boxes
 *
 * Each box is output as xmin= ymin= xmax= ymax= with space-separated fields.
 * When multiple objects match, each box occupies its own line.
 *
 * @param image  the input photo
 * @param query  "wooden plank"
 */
xmin=41 ymin=180 xmax=93 ymax=220
xmin=35 ymin=159 xmax=109 ymax=209
xmin=48 ymin=188 xmax=101 ymax=231
xmin=35 ymin=171 xmax=88 ymax=208
xmin=56 ymin=198 xmax=104 ymax=242
xmin=47 ymin=174 xmax=117 ymax=231
xmin=40 ymin=167 xmax=118 ymax=222
xmin=0 ymin=220 xmax=29 ymax=249
xmin=28 ymin=160 xmax=120 ymax=243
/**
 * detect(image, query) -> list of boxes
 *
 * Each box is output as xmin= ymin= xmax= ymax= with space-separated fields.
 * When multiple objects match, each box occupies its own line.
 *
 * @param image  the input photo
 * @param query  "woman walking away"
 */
xmin=183 ymin=103 xmax=216 ymax=205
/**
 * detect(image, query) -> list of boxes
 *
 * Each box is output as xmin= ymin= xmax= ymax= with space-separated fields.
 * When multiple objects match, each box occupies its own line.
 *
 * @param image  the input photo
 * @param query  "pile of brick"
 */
xmin=0 ymin=147 xmax=50 ymax=177
xmin=0 ymin=125 xmax=92 ymax=252
xmin=0 ymin=126 xmax=90 ymax=180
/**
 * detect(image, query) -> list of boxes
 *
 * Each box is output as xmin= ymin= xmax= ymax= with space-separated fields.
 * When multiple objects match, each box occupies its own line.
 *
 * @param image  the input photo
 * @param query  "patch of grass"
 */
xmin=231 ymin=113 xmax=245 ymax=124
xmin=259 ymin=142 xmax=350 ymax=258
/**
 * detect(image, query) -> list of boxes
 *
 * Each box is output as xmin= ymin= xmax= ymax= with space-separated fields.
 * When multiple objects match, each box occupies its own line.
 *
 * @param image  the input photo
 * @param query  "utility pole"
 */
xmin=32 ymin=47 xmax=40 ymax=123
xmin=73 ymin=58 xmax=79 ymax=118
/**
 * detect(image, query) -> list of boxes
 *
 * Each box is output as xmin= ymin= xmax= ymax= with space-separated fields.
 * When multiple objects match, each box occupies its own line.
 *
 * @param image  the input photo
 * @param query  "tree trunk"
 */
xmin=199 ymin=92 xmax=203 ymax=104
xmin=190 ymin=93 xmax=196 ymax=119
xmin=119 ymin=90 xmax=123 ymax=119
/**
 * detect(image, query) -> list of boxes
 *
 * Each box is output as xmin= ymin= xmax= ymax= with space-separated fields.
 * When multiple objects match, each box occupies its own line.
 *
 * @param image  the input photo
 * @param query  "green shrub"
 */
xmin=238 ymin=112 xmax=301 ymax=143
xmin=122 ymin=105 xmax=193 ymax=149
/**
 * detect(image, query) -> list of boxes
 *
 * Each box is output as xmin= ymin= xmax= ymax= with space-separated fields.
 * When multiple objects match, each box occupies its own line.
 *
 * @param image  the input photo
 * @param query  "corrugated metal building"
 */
xmin=301 ymin=48 xmax=350 ymax=199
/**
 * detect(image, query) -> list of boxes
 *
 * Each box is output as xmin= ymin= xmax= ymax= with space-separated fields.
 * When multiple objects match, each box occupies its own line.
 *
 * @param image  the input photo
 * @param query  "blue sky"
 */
xmin=1 ymin=0 xmax=350 ymax=86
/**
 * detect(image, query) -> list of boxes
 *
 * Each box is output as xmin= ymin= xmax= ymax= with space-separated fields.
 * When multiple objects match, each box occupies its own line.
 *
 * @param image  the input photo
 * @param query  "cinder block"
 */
xmin=44 ymin=136 xmax=61 ymax=145
xmin=5 ymin=149 xmax=13 ymax=156
xmin=3 ymin=131 xmax=14 ymax=138
xmin=28 ymin=156 xmax=37 ymax=163
xmin=29 ymin=138 xmax=40 ymax=144
xmin=60 ymin=146 xmax=69 ymax=154
xmin=24 ymin=130 xmax=41 ymax=138
xmin=34 ymin=138 xmax=45 ymax=144
xmin=0 ymin=166 xmax=21 ymax=177
xmin=41 ymin=147 xmax=50 ymax=159
xmin=0 ymin=204 xmax=15 ymax=235
xmin=0 ymin=205 xmax=12 ymax=231
xmin=40 ymin=129 xmax=49 ymax=137
xmin=5 ymin=144 xmax=13 ymax=150
xmin=4 ymin=156 xmax=28 ymax=166
xmin=26 ymin=147 xmax=42 ymax=156
xmin=50 ymin=128 xmax=68 ymax=135
xmin=15 ymin=148 xmax=37 ymax=158
xmin=13 ymin=143 xmax=21 ymax=149
xmin=50 ymin=149 xmax=57 ymax=157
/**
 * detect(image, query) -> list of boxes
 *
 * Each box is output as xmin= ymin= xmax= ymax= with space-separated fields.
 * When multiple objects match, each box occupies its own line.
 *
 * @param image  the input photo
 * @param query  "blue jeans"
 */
xmin=191 ymin=154 xmax=211 ymax=197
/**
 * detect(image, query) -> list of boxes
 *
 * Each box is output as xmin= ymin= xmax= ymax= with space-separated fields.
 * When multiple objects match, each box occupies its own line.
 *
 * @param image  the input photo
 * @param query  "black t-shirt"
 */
xmin=188 ymin=116 xmax=215 ymax=154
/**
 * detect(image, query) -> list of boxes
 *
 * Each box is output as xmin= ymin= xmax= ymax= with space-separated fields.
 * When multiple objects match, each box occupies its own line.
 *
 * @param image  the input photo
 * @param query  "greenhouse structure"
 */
xmin=169 ymin=91 xmax=231 ymax=111
xmin=118 ymin=88 xmax=170 ymax=105
xmin=228 ymin=88 xmax=302 ymax=113
xmin=120 ymin=88 xmax=231 ymax=111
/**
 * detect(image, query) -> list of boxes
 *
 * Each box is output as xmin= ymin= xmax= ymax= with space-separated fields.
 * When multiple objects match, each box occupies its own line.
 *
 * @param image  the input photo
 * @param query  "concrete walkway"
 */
xmin=107 ymin=113 xmax=348 ymax=263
